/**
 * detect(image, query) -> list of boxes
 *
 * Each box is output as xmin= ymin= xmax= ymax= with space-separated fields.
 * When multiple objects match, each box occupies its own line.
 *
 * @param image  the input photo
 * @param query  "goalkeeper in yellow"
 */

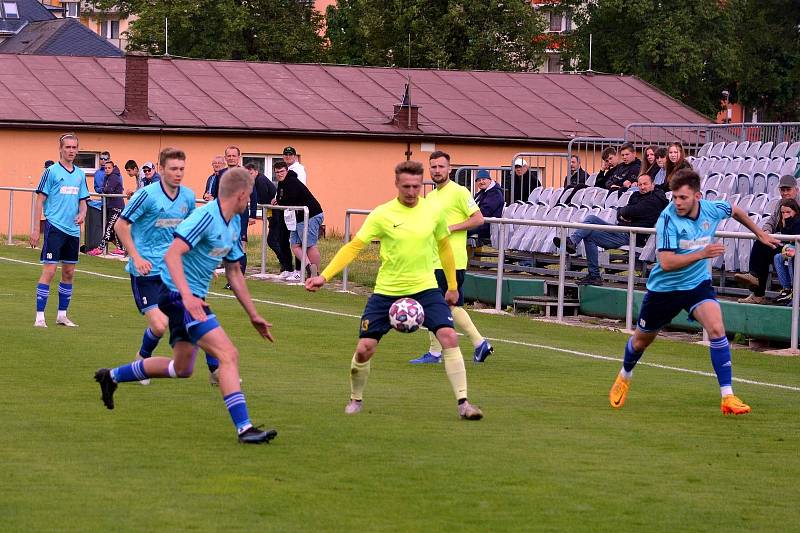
xmin=305 ymin=160 xmax=484 ymax=420
xmin=410 ymin=150 xmax=493 ymax=364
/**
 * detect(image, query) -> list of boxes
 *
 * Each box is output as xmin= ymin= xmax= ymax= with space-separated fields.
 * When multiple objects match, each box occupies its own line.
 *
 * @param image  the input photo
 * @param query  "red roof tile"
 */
xmin=0 ymin=54 xmax=710 ymax=139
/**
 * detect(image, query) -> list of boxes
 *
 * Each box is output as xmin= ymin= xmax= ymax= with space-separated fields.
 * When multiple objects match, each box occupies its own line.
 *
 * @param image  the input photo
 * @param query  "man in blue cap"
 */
xmin=471 ymin=169 xmax=504 ymax=247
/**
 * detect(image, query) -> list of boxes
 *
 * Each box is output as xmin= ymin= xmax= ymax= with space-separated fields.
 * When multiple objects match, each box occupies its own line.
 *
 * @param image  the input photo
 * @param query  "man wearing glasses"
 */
xmin=140 ymin=162 xmax=160 ymax=186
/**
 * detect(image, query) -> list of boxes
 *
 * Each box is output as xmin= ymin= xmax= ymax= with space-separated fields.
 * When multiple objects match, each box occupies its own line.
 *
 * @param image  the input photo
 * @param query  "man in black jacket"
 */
xmin=603 ymin=143 xmax=641 ymax=194
xmin=246 ymin=163 xmax=293 ymax=276
xmin=554 ymin=173 xmax=668 ymax=285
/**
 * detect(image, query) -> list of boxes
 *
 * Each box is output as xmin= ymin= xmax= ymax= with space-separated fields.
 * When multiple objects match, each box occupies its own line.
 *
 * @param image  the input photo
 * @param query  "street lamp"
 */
xmin=722 ymin=89 xmax=731 ymax=124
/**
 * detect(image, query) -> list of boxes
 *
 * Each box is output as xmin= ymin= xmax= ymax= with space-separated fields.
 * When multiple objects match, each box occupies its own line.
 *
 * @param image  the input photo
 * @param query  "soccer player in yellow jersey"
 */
xmin=410 ymin=151 xmax=494 ymax=364
xmin=305 ymin=161 xmax=484 ymax=420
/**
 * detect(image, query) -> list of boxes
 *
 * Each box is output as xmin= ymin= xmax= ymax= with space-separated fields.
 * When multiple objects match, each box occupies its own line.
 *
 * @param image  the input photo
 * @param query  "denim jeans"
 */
xmin=773 ymin=253 xmax=794 ymax=289
xmin=569 ymin=215 xmax=629 ymax=277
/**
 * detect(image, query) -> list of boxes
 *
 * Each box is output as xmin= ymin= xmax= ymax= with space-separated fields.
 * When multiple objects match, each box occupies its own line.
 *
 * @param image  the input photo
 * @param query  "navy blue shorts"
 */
xmin=637 ymin=280 xmax=718 ymax=333
xmin=130 ymin=274 xmax=164 ymax=314
xmin=40 ymin=221 xmax=79 ymax=264
xmin=157 ymin=287 xmax=221 ymax=347
xmin=359 ymin=288 xmax=454 ymax=341
xmin=434 ymin=269 xmax=466 ymax=306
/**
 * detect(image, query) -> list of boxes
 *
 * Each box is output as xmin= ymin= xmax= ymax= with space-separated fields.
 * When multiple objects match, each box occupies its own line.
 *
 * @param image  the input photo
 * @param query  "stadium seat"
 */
xmin=537 ymin=187 xmax=553 ymax=206
xmin=771 ymin=141 xmax=789 ymax=159
xmin=703 ymin=174 xmax=722 ymax=193
xmin=745 ymin=141 xmax=762 ymax=159
xmin=708 ymin=142 xmax=725 ymax=159
xmin=527 ymin=186 xmax=543 ymax=204
xmin=568 ymin=187 xmax=588 ymax=207
xmin=721 ymin=218 xmax=742 ymax=272
xmin=757 ymin=141 xmax=774 ymax=160
xmin=696 ymin=158 xmax=714 ymax=178
xmin=697 ymin=142 xmax=713 ymax=158
xmin=604 ymin=192 xmax=619 ymax=209
xmin=735 ymin=173 xmax=751 ymax=195
xmin=585 ymin=172 xmax=598 ymax=187
xmin=752 ymin=175 xmax=768 ymax=195
xmin=733 ymin=141 xmax=750 ymax=158
xmin=721 ymin=142 xmax=737 ymax=159
xmin=786 ymin=142 xmax=800 ymax=159
xmin=765 ymin=197 xmax=780 ymax=216
xmin=779 ymin=157 xmax=798 ymax=177
xmin=719 ymin=175 xmax=737 ymax=196
xmin=728 ymin=193 xmax=742 ymax=208
xmin=616 ymin=190 xmax=634 ymax=208
xmin=548 ymin=187 xmax=565 ymax=208
xmin=737 ymin=214 xmax=761 ymax=272
xmin=749 ymin=194 xmax=769 ymax=216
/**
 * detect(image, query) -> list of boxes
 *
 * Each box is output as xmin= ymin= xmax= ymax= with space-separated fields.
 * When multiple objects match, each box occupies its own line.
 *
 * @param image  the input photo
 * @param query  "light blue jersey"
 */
xmin=36 ymin=162 xmax=90 ymax=237
xmin=161 ymin=200 xmax=244 ymax=298
xmin=120 ymin=181 xmax=196 ymax=276
xmin=647 ymin=199 xmax=732 ymax=292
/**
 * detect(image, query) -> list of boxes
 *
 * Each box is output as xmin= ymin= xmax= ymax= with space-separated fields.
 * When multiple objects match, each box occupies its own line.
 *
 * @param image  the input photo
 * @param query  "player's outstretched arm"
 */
xmin=29 ymin=193 xmax=46 ymax=248
xmin=732 ymin=205 xmax=781 ymax=249
xmin=224 ymin=260 xmax=274 ymax=342
xmin=114 ymin=218 xmax=152 ymax=275
xmin=305 ymin=237 xmax=366 ymax=292
xmin=164 ymin=239 xmax=206 ymax=321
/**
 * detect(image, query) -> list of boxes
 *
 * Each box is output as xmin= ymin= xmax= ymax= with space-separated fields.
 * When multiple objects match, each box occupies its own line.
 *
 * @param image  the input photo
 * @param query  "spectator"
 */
xmin=221 ymin=146 xmax=253 ymax=288
xmin=283 ymin=146 xmax=307 ymax=185
xmin=652 ymin=148 xmax=668 ymax=189
xmin=89 ymin=151 xmax=113 ymax=210
xmin=562 ymin=155 xmax=590 ymax=203
xmin=87 ymin=160 xmax=126 ymax=256
xmin=203 ymin=155 xmax=225 ymax=201
xmin=664 ymin=142 xmax=692 ymax=191
xmin=594 ymin=147 xmax=619 ymax=190
xmin=123 ymin=159 xmax=140 ymax=197
xmin=771 ymin=198 xmax=800 ymax=306
xmin=510 ymin=158 xmax=539 ymax=203
xmin=554 ymin=173 xmax=668 ymax=286
xmin=606 ymin=143 xmax=641 ymax=194
xmin=736 ymin=175 xmax=799 ymax=303
xmin=141 ymin=162 xmax=161 ymax=186
xmin=639 ymin=145 xmax=657 ymax=176
xmin=471 ymin=169 xmax=504 ymax=246
xmin=246 ymin=163 xmax=293 ymax=277
xmin=274 ymin=160 xmax=324 ymax=281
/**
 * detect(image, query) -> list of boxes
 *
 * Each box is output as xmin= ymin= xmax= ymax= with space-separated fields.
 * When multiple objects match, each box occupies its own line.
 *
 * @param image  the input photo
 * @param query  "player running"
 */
xmin=95 ymin=168 xmax=277 ymax=444
xmin=112 ymin=148 xmax=196 ymax=385
xmin=305 ymin=160 xmax=484 ymax=420
xmin=410 ymin=150 xmax=493 ymax=364
xmin=609 ymin=169 xmax=780 ymax=415
xmin=30 ymin=132 xmax=90 ymax=328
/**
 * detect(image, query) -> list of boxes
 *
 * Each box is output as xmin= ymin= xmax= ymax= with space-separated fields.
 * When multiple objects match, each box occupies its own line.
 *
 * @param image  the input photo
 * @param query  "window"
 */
xmin=547 ymin=55 xmax=561 ymax=73
xmin=549 ymin=12 xmax=563 ymax=32
xmin=243 ymin=154 xmax=284 ymax=181
xmin=2 ymin=1 xmax=19 ymax=18
xmin=75 ymin=152 xmax=99 ymax=174
xmin=63 ymin=1 xmax=79 ymax=18
xmin=101 ymin=20 xmax=120 ymax=39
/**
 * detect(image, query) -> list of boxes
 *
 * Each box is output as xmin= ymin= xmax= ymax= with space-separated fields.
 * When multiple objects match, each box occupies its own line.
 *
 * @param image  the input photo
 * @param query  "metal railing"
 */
xmin=566 ymin=137 xmax=625 ymax=178
xmin=340 ymin=207 xmax=800 ymax=350
xmin=257 ymin=204 xmax=310 ymax=282
xmin=510 ymin=152 xmax=570 ymax=202
xmin=0 ymin=186 xmax=37 ymax=244
xmin=624 ymin=123 xmax=800 ymax=154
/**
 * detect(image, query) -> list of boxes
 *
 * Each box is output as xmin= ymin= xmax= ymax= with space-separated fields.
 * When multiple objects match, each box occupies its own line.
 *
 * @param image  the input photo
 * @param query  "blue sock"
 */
xmin=139 ymin=328 xmax=161 ymax=358
xmin=36 ymin=283 xmax=49 ymax=312
xmin=57 ymin=282 xmax=72 ymax=311
xmin=623 ymin=337 xmax=644 ymax=373
xmin=206 ymin=353 xmax=219 ymax=372
xmin=224 ymin=391 xmax=252 ymax=432
xmin=709 ymin=336 xmax=733 ymax=388
xmin=110 ymin=359 xmax=149 ymax=383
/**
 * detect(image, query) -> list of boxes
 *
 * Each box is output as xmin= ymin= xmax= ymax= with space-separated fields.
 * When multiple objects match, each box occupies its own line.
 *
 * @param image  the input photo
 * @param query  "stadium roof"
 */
xmin=0 ymin=54 xmax=710 ymax=142
xmin=0 ymin=0 xmax=53 ymax=36
xmin=0 ymin=19 xmax=123 ymax=57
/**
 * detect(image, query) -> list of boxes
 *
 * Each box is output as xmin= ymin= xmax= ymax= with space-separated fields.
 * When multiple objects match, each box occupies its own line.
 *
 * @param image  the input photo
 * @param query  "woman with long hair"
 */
xmin=772 ymin=198 xmax=800 ymax=305
xmin=664 ymin=142 xmax=692 ymax=190
xmin=640 ymin=145 xmax=657 ymax=176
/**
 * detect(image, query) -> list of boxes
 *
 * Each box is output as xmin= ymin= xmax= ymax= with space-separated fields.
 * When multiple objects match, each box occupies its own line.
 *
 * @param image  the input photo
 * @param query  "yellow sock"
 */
xmin=442 ymin=347 xmax=467 ymax=400
xmin=350 ymin=354 xmax=370 ymax=401
xmin=452 ymin=306 xmax=483 ymax=347
xmin=428 ymin=330 xmax=443 ymax=355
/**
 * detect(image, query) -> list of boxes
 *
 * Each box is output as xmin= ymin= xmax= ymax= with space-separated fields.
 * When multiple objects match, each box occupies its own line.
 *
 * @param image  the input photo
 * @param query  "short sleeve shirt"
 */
xmin=646 ymin=200 xmax=732 ymax=292
xmin=356 ymin=197 xmax=449 ymax=296
xmin=427 ymin=181 xmax=480 ymax=270
xmin=161 ymin=200 xmax=243 ymax=298
xmin=121 ymin=182 xmax=196 ymax=276
xmin=36 ymin=162 xmax=90 ymax=237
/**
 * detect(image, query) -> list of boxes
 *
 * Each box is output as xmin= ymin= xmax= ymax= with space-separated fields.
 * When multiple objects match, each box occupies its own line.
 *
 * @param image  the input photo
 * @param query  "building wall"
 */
xmin=0 ymin=128 xmax=572 ymax=236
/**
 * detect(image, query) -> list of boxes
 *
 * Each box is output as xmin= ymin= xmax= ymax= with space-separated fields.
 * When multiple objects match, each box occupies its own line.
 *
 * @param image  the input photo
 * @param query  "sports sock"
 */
xmin=110 ymin=358 xmax=149 ymax=383
xmin=35 ymin=283 xmax=49 ymax=312
xmin=442 ymin=347 xmax=467 ymax=400
xmin=206 ymin=352 xmax=219 ymax=372
xmin=427 ymin=331 xmax=443 ymax=357
xmin=709 ymin=336 xmax=733 ymax=396
xmin=451 ymin=306 xmax=483 ymax=347
xmin=223 ymin=391 xmax=252 ymax=433
xmin=621 ymin=337 xmax=643 ymax=378
xmin=138 ymin=328 xmax=161 ymax=358
xmin=57 ymin=282 xmax=72 ymax=312
xmin=349 ymin=354 xmax=370 ymax=401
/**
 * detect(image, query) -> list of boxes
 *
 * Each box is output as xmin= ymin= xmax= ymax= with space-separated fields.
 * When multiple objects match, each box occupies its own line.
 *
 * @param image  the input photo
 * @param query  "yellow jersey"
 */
xmin=427 ymin=180 xmax=480 ymax=270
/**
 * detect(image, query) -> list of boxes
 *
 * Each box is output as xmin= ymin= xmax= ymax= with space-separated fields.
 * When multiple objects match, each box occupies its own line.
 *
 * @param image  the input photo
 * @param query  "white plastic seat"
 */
xmin=697 ymin=142 xmax=713 ymax=157
xmin=779 ymin=157 xmax=798 ymax=177
xmin=721 ymin=142 xmax=737 ymax=158
xmin=752 ymin=175 xmax=768 ymax=195
xmin=765 ymin=197 xmax=780 ymax=216
xmin=733 ymin=141 xmax=750 ymax=158
xmin=771 ymin=141 xmax=788 ymax=159
xmin=527 ymin=186 xmax=543 ymax=204
xmin=749 ymin=194 xmax=769 ymax=216
xmin=585 ymin=172 xmax=598 ymax=187
xmin=744 ymin=141 xmax=762 ymax=159
xmin=616 ymin=190 xmax=635 ymax=208
xmin=708 ymin=142 xmax=725 ymax=159
xmin=737 ymin=193 xmax=754 ymax=212
xmin=756 ymin=141 xmax=774 ymax=160
xmin=737 ymin=215 xmax=761 ymax=272
xmin=548 ymin=187 xmax=565 ymax=208
xmin=786 ymin=142 xmax=800 ymax=159
xmin=735 ymin=174 xmax=751 ymax=195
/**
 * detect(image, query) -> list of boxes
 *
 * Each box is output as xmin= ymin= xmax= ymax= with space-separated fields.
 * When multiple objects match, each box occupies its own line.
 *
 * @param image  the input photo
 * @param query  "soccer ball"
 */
xmin=389 ymin=298 xmax=425 ymax=333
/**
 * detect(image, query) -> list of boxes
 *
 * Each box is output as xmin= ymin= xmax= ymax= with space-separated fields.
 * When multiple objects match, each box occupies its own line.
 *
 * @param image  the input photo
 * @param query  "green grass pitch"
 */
xmin=1 ymin=244 xmax=799 ymax=532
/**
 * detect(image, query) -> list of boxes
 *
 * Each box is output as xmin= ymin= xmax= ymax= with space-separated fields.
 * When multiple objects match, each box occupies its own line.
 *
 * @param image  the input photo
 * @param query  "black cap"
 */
xmin=44 ymin=160 xmax=55 ymax=168
xmin=282 ymin=146 xmax=297 ymax=156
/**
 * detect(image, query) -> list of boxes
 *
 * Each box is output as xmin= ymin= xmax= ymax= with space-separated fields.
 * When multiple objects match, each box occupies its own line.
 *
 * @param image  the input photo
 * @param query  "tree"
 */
xmin=561 ymin=0 xmax=745 ymax=118
xmin=324 ymin=0 xmax=547 ymax=71
xmin=91 ymin=0 xmax=325 ymax=63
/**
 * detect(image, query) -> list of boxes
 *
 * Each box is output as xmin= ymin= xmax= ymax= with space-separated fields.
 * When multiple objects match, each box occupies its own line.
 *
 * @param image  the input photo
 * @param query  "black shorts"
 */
xmin=359 ymin=288 xmax=454 ymax=341
xmin=130 ymin=274 xmax=164 ymax=314
xmin=637 ymin=280 xmax=718 ymax=333
xmin=157 ymin=287 xmax=221 ymax=347
xmin=434 ymin=268 xmax=466 ymax=306
xmin=40 ymin=221 xmax=79 ymax=264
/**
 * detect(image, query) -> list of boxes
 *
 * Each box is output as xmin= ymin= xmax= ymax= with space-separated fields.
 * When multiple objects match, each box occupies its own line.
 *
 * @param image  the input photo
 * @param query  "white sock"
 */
xmin=720 ymin=385 xmax=733 ymax=397
xmin=36 ymin=311 xmax=45 ymax=321
xmin=167 ymin=360 xmax=177 ymax=378
xmin=430 ymin=351 xmax=442 ymax=358
xmin=57 ymin=310 xmax=67 ymax=319
xmin=620 ymin=368 xmax=633 ymax=380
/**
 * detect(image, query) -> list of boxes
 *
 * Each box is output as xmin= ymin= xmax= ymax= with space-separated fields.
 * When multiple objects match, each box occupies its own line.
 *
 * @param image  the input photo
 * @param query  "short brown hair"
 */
xmin=669 ymin=168 xmax=701 ymax=192
xmin=619 ymin=142 xmax=635 ymax=154
xmin=159 ymin=147 xmax=186 ymax=168
xmin=429 ymin=150 xmax=450 ymax=162
xmin=395 ymin=160 xmax=424 ymax=178
xmin=219 ymin=167 xmax=253 ymax=198
xmin=601 ymin=147 xmax=617 ymax=161
xmin=225 ymin=145 xmax=241 ymax=156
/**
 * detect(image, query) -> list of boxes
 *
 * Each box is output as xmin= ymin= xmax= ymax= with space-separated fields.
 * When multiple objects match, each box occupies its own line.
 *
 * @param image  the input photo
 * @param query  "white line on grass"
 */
xmin=3 ymin=255 xmax=799 ymax=393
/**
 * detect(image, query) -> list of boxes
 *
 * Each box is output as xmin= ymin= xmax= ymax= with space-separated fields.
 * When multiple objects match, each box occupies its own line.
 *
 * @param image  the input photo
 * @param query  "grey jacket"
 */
xmin=762 ymin=204 xmax=781 ymax=233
